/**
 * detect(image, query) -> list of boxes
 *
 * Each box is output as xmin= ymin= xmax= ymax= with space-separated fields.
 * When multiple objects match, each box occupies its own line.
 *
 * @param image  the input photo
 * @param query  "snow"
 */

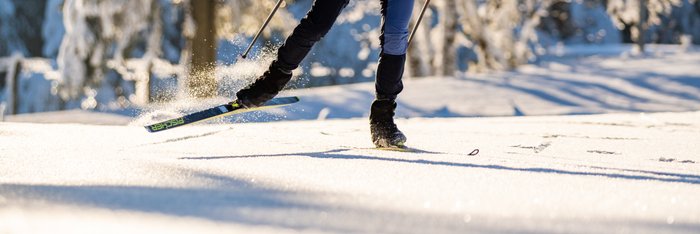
xmin=1 ymin=45 xmax=700 ymax=233
xmin=2 ymin=4 xmax=700 ymax=228
xmin=5 ymin=109 xmax=131 ymax=125
xmin=1 ymin=111 xmax=700 ymax=233
xmin=248 ymin=45 xmax=700 ymax=120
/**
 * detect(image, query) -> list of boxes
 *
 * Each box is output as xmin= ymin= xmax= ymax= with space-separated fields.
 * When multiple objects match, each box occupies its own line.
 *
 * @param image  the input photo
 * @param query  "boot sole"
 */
xmin=373 ymin=135 xmax=407 ymax=148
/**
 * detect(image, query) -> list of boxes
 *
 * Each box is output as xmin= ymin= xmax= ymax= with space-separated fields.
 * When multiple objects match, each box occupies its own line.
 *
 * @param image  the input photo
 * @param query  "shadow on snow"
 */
xmin=181 ymin=149 xmax=700 ymax=186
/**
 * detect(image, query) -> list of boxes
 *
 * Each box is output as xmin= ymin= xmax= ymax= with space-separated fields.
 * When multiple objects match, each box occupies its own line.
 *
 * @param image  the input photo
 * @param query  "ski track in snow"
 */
xmin=2 ymin=111 xmax=700 ymax=233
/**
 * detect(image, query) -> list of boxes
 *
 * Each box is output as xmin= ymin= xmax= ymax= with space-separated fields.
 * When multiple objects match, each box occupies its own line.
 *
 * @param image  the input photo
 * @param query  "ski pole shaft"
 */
xmin=241 ymin=0 xmax=285 ymax=59
xmin=408 ymin=0 xmax=431 ymax=46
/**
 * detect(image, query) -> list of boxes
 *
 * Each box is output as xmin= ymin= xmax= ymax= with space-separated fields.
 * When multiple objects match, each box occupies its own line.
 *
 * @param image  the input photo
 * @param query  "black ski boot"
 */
xmin=236 ymin=61 xmax=293 ymax=108
xmin=370 ymin=99 xmax=406 ymax=148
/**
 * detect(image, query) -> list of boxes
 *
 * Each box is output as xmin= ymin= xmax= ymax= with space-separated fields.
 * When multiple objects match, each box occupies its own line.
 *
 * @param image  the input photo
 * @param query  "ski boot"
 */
xmin=370 ymin=99 xmax=407 ymax=148
xmin=236 ymin=61 xmax=293 ymax=108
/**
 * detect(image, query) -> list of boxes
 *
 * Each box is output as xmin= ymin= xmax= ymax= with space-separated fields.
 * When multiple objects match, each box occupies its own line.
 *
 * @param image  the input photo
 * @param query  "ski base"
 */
xmin=145 ymin=96 xmax=299 ymax=133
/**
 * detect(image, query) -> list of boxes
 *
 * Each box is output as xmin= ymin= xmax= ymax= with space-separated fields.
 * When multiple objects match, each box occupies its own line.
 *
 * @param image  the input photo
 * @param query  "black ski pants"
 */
xmin=276 ymin=0 xmax=415 ymax=100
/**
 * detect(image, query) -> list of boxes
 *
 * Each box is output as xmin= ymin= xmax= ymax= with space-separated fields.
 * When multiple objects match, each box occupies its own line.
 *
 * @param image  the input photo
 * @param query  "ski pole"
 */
xmin=241 ymin=0 xmax=285 ymax=59
xmin=407 ymin=0 xmax=431 ymax=46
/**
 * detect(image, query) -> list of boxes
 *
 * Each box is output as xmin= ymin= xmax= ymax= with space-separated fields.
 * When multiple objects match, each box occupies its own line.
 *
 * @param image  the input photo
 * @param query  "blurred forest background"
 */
xmin=0 ymin=0 xmax=699 ymax=115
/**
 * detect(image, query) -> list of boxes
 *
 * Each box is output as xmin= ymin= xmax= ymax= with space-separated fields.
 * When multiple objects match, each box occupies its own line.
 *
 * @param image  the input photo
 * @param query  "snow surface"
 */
xmin=4 ymin=109 xmax=132 ymax=125
xmin=2 ymin=45 xmax=700 ymax=233
xmin=142 ymin=45 xmax=700 ymax=123
xmin=1 ymin=111 xmax=700 ymax=233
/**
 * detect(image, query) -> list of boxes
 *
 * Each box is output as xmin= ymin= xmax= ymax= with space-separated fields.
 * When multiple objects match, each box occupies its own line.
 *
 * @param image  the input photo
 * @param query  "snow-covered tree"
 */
xmin=652 ymin=0 xmax=700 ymax=48
xmin=564 ymin=0 xmax=622 ymax=44
xmin=538 ymin=0 xmax=576 ymax=41
xmin=683 ymin=0 xmax=700 ymax=45
xmin=57 ymin=0 xmax=157 ymax=108
xmin=407 ymin=0 xmax=436 ymax=77
xmin=607 ymin=0 xmax=682 ymax=52
xmin=407 ymin=0 xmax=557 ymax=74
xmin=456 ymin=0 xmax=552 ymax=72
xmin=6 ymin=0 xmax=700 ymax=115
xmin=0 ymin=0 xmax=46 ymax=57
xmin=53 ymin=0 xmax=297 ymax=106
xmin=217 ymin=0 xmax=296 ymax=40
xmin=43 ymin=0 xmax=65 ymax=58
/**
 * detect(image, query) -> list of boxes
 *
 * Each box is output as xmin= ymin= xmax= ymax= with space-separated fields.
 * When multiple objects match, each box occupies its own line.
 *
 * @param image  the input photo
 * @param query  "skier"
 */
xmin=235 ymin=0 xmax=415 ymax=148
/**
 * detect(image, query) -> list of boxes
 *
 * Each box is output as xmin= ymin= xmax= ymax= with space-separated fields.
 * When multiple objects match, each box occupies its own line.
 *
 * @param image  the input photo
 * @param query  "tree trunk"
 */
xmin=407 ymin=0 xmax=434 ymax=78
xmin=437 ymin=0 xmax=457 ymax=76
xmin=4 ymin=55 xmax=22 ymax=115
xmin=188 ymin=0 xmax=217 ymax=98
xmin=637 ymin=0 xmax=648 ymax=53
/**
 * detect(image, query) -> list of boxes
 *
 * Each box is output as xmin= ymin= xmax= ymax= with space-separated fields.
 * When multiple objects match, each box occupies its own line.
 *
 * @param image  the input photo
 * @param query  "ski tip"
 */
xmin=144 ymin=124 xmax=166 ymax=133
xmin=144 ymin=116 xmax=187 ymax=133
xmin=144 ymin=125 xmax=157 ymax=133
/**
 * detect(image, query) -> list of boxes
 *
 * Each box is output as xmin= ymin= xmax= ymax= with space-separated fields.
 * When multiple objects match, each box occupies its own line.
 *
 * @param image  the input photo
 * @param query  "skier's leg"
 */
xmin=375 ymin=0 xmax=415 ymax=100
xmin=237 ymin=0 xmax=350 ymax=107
xmin=370 ymin=0 xmax=415 ymax=147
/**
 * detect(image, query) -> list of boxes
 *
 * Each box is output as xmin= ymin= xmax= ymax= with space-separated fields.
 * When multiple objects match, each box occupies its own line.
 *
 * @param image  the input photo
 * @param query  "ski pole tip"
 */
xmin=235 ymin=54 xmax=247 ymax=63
